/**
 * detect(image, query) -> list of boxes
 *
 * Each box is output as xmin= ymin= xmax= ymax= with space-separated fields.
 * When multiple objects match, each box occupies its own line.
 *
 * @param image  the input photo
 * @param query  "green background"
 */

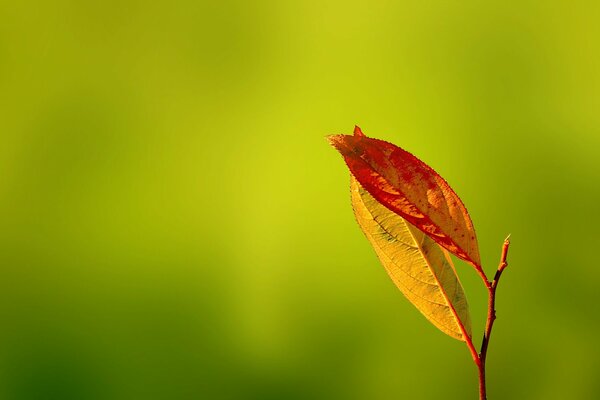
xmin=1 ymin=1 xmax=599 ymax=399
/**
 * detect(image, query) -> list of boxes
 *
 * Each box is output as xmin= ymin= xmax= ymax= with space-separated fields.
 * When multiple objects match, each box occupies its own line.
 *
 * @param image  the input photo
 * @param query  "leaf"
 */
xmin=328 ymin=126 xmax=481 ymax=269
xmin=351 ymin=177 xmax=472 ymax=341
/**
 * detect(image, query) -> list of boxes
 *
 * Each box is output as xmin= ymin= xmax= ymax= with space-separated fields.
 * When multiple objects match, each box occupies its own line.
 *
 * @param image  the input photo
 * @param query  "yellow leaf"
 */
xmin=351 ymin=178 xmax=472 ymax=341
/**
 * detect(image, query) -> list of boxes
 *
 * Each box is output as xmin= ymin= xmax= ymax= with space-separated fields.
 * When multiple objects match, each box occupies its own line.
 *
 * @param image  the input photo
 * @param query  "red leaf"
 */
xmin=328 ymin=126 xmax=481 ymax=269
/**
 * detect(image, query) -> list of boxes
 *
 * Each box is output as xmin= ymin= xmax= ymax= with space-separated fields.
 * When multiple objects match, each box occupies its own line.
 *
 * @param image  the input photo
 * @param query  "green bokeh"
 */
xmin=1 ymin=1 xmax=599 ymax=399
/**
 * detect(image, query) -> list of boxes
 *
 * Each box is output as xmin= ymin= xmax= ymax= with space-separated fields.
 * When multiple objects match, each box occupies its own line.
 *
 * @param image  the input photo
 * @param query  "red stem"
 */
xmin=470 ymin=236 xmax=510 ymax=400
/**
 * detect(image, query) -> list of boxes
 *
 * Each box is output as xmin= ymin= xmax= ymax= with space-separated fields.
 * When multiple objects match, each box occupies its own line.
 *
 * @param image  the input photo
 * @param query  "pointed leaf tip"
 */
xmin=325 ymin=134 xmax=344 ymax=149
xmin=354 ymin=126 xmax=365 ymax=137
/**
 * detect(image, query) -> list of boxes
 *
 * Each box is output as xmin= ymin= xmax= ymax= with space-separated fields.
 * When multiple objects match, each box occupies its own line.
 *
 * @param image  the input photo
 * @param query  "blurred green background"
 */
xmin=1 ymin=1 xmax=599 ymax=399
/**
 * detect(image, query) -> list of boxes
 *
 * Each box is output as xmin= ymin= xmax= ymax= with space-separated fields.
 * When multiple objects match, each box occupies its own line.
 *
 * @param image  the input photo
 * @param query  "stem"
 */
xmin=477 ymin=358 xmax=486 ymax=400
xmin=471 ymin=236 xmax=511 ymax=400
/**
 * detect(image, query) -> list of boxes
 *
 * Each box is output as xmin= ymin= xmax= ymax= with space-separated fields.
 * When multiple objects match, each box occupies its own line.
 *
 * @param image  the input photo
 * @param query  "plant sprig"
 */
xmin=328 ymin=126 xmax=512 ymax=400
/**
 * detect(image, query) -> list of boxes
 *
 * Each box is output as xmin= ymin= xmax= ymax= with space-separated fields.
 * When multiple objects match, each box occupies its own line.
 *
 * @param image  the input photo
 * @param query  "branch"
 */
xmin=474 ymin=235 xmax=511 ymax=400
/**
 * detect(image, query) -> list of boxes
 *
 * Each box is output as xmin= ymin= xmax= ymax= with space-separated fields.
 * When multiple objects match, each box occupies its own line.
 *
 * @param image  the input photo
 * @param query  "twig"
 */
xmin=472 ymin=236 xmax=511 ymax=400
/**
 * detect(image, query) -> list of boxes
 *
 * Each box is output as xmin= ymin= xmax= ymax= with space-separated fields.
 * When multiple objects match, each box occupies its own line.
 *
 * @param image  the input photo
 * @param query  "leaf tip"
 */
xmin=325 ymin=134 xmax=343 ymax=148
xmin=353 ymin=125 xmax=365 ymax=137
